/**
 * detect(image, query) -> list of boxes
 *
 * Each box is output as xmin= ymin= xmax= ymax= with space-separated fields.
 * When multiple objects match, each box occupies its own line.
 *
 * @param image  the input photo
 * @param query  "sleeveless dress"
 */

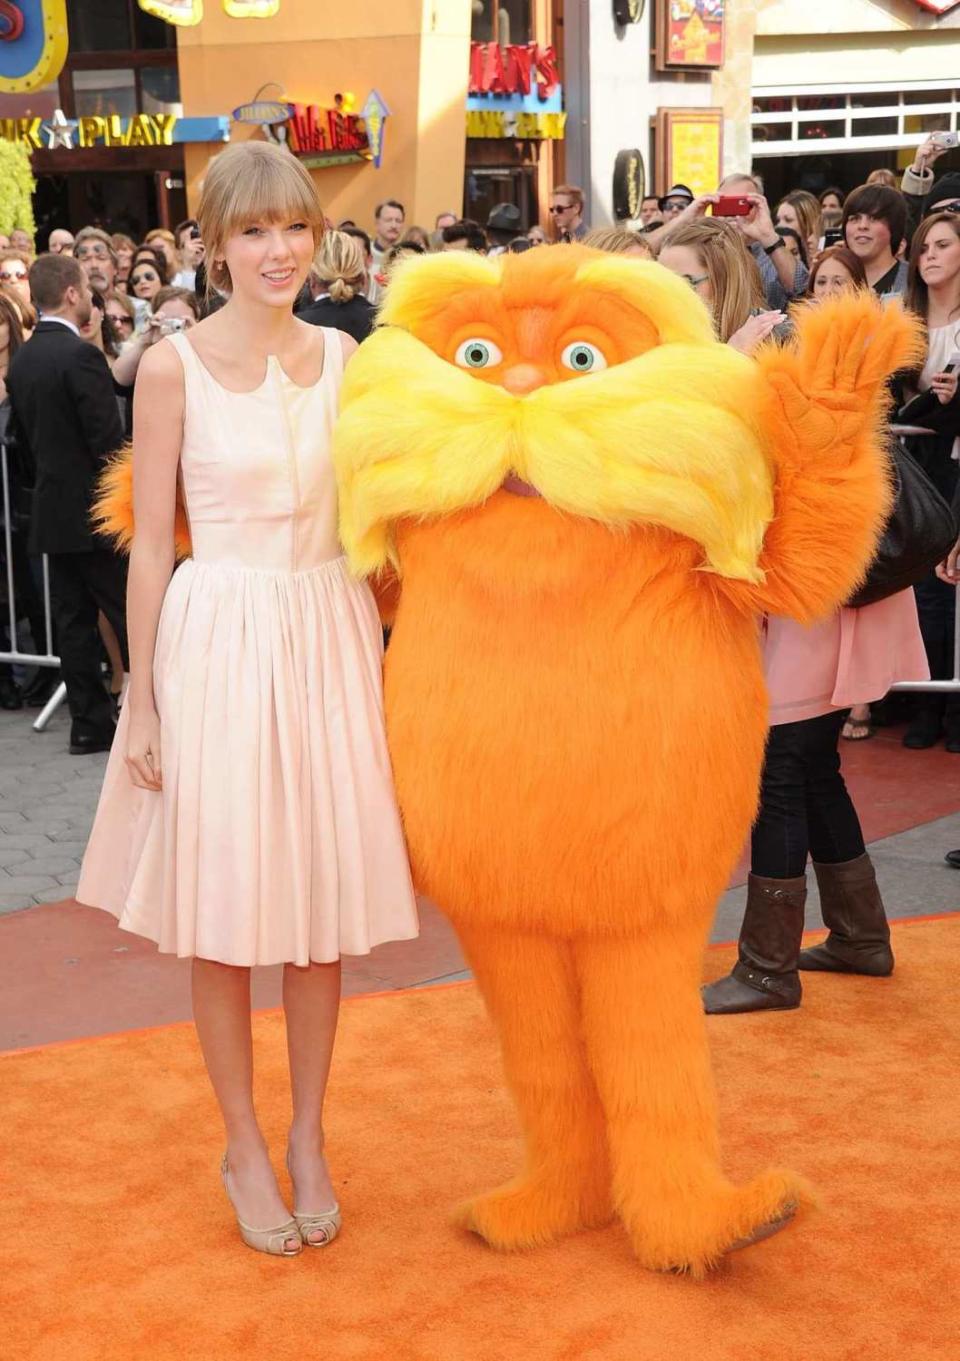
xmin=76 ymin=329 xmax=419 ymax=966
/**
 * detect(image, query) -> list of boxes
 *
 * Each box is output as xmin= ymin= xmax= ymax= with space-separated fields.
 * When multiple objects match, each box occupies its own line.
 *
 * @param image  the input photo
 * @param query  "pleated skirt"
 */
xmin=77 ymin=556 xmax=419 ymax=966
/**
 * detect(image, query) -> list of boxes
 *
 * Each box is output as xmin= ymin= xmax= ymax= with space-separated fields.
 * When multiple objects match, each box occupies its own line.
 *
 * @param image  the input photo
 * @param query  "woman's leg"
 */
xmin=283 ymin=960 xmax=342 ymax=1237
xmin=801 ymin=711 xmax=892 ymax=974
xmin=192 ymin=958 xmax=298 ymax=1242
xmin=703 ymin=721 xmax=809 ymax=1014
xmin=804 ymin=710 xmax=866 ymax=867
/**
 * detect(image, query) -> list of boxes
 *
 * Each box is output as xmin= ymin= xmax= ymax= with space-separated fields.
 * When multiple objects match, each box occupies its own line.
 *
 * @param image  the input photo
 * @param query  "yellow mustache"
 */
xmin=334 ymin=326 xmax=774 ymax=583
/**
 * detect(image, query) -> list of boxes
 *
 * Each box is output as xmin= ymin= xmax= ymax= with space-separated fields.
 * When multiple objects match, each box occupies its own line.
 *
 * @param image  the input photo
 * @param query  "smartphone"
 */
xmin=932 ymin=131 xmax=959 ymax=149
xmin=713 ymin=196 xmax=752 ymax=217
xmin=943 ymin=351 xmax=960 ymax=374
xmin=822 ymin=228 xmax=843 ymax=248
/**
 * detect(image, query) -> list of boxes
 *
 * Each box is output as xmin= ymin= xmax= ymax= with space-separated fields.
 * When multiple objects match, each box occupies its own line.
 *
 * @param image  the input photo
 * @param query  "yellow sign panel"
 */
xmin=0 ymin=113 xmax=177 ymax=150
xmin=466 ymin=110 xmax=566 ymax=141
xmin=669 ymin=118 xmax=722 ymax=198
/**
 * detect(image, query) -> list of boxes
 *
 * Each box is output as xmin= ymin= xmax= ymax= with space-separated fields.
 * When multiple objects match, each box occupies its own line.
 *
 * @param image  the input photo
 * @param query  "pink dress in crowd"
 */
xmin=762 ymin=591 xmax=929 ymax=726
xmin=77 ymin=329 xmax=419 ymax=966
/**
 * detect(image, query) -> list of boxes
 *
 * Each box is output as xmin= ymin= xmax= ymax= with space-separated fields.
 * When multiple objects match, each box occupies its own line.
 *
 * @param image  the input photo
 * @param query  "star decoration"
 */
xmin=43 ymin=109 xmax=79 ymax=151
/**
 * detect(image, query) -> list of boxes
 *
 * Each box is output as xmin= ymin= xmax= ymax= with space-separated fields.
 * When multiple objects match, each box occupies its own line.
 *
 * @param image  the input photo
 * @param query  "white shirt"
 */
xmin=39 ymin=314 xmax=80 ymax=336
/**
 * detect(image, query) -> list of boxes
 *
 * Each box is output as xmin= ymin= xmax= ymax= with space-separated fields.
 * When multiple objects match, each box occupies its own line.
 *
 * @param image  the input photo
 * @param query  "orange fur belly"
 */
xmin=384 ymin=508 xmax=769 ymax=938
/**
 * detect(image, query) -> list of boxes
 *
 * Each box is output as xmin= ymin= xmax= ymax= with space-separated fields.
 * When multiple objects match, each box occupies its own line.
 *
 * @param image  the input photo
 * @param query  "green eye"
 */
xmin=560 ymin=341 xmax=607 ymax=373
xmin=455 ymin=338 xmax=503 ymax=369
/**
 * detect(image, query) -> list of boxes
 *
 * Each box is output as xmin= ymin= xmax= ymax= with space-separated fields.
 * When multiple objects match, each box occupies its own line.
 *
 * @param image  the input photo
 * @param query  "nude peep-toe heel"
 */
xmin=285 ymin=1151 xmax=342 ymax=1247
xmin=220 ymin=1154 xmax=302 ymax=1257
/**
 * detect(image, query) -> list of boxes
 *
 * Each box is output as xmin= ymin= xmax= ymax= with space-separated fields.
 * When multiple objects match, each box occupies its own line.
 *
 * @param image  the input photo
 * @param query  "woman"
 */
xmin=703 ymin=270 xmax=929 ymax=1016
xmin=658 ymin=218 xmax=785 ymax=354
xmin=819 ymin=186 xmax=845 ymax=214
xmin=112 ymin=233 xmax=136 ymax=289
xmin=807 ymin=244 xmax=866 ymax=299
xmin=296 ymin=230 xmax=376 ymax=343
xmin=144 ymin=226 xmax=178 ymax=278
xmin=111 ymin=286 xmax=200 ymax=392
xmin=80 ymin=288 xmax=120 ymax=366
xmin=128 ymin=247 xmax=168 ymax=305
xmin=896 ymin=212 xmax=960 ymax=750
xmin=775 ymin=225 xmax=807 ymax=269
xmin=775 ymin=190 xmax=822 ymax=263
xmin=581 ymin=227 xmax=652 ymax=258
xmin=104 ymin=289 xmax=137 ymax=348
xmin=77 ymin=141 xmax=417 ymax=1256
xmin=0 ymin=248 xmax=31 ymax=307
xmin=526 ymin=224 xmax=546 ymax=246
xmin=400 ymin=225 xmax=431 ymax=251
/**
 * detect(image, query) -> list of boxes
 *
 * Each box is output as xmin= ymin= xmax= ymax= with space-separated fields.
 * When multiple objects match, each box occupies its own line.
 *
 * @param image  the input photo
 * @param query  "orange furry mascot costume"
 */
xmin=96 ymin=246 xmax=919 ymax=1275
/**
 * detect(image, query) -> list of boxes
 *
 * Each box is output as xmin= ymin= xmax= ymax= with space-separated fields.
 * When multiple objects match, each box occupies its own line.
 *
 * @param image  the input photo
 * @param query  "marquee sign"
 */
xmin=138 ymin=0 xmax=279 ymax=24
xmin=0 ymin=0 xmax=68 ymax=94
xmin=465 ymin=111 xmax=566 ymax=141
xmin=468 ymin=43 xmax=560 ymax=100
xmin=0 ymin=109 xmax=231 ymax=150
xmin=281 ymin=91 xmax=389 ymax=170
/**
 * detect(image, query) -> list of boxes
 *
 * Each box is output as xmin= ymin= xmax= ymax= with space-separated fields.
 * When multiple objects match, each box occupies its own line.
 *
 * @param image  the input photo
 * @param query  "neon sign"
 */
xmin=0 ymin=0 xmax=68 ymax=95
xmin=468 ymin=43 xmax=560 ymax=100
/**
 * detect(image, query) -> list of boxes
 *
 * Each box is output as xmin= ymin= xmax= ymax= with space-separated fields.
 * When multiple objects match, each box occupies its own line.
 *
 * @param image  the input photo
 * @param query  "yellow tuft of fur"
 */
xmin=335 ymin=325 xmax=775 ymax=582
xmin=90 ymin=444 xmax=192 ymax=560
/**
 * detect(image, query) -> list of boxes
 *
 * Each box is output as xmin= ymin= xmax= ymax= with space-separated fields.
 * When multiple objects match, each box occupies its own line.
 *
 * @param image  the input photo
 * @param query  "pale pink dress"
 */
xmin=762 ymin=591 xmax=929 ymax=726
xmin=77 ymin=329 xmax=419 ymax=966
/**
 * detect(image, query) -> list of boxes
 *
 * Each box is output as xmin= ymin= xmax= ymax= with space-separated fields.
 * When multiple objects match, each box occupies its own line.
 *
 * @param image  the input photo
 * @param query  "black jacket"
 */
xmin=890 ymin=371 xmax=960 ymax=507
xmin=6 ymin=320 xmax=124 ymax=554
xmin=296 ymin=295 xmax=376 ymax=344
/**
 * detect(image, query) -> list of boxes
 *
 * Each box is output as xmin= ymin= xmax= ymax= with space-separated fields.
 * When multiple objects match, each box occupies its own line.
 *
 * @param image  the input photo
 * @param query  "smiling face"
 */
xmin=845 ymin=212 xmax=891 ymax=265
xmin=220 ymin=216 xmax=316 ymax=307
xmin=335 ymin=246 xmax=775 ymax=584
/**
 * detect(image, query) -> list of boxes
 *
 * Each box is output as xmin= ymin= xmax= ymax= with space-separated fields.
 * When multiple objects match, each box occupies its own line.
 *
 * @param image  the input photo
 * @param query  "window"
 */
xmin=73 ymin=69 xmax=137 ymax=120
xmin=140 ymin=65 xmax=181 ymax=115
xmin=471 ymin=0 xmax=533 ymax=46
xmin=68 ymin=0 xmax=132 ymax=52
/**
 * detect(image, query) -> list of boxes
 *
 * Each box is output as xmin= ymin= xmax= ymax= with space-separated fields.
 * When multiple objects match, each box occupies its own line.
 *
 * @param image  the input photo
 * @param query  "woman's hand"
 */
xmin=931 ymin=369 xmax=959 ymax=405
xmin=912 ymin=134 xmax=950 ymax=177
xmin=936 ymin=538 xmax=960 ymax=585
xmin=126 ymin=704 xmax=162 ymax=790
xmin=728 ymin=310 xmax=786 ymax=355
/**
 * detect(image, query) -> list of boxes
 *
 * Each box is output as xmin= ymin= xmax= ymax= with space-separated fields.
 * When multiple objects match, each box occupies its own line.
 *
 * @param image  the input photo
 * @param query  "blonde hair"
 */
xmin=776 ymin=190 xmax=822 ymax=248
xmin=145 ymin=227 xmax=175 ymax=245
xmin=582 ymin=227 xmax=652 ymax=258
xmin=661 ymin=219 xmax=764 ymax=343
xmin=197 ymin=141 xmax=325 ymax=295
xmin=315 ymin=230 xmax=366 ymax=304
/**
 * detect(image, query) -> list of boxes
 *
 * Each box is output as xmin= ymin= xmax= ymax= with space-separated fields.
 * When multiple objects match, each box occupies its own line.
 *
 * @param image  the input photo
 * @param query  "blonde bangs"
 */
xmin=198 ymin=141 xmax=325 ymax=291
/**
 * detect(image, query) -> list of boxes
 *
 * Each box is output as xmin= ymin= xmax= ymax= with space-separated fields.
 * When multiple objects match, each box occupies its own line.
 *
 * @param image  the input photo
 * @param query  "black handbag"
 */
xmin=847 ymin=437 xmax=958 ymax=608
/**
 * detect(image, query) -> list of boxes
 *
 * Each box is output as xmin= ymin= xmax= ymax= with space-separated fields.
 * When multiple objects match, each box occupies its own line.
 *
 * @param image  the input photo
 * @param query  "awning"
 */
xmin=911 ymin=1 xmax=960 ymax=13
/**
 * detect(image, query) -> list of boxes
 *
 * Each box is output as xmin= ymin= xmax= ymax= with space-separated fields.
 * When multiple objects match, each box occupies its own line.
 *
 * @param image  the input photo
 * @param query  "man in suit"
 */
xmin=6 ymin=252 xmax=128 ymax=754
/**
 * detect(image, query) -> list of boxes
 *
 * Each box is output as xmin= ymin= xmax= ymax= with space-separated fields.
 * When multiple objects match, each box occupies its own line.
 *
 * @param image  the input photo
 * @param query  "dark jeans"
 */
xmin=913 ymin=572 xmax=960 ymax=724
xmin=49 ymin=549 xmax=128 ymax=739
xmin=751 ymin=710 xmax=866 ymax=880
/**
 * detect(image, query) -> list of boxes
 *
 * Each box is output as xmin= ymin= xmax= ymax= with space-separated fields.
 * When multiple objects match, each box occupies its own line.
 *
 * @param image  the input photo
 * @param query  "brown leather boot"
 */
xmin=798 ymin=854 xmax=894 ymax=976
xmin=702 ymin=874 xmax=806 ymax=1015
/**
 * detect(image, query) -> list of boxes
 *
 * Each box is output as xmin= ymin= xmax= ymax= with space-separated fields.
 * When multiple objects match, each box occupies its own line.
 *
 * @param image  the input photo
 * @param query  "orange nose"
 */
xmin=502 ymin=363 xmax=548 ymax=395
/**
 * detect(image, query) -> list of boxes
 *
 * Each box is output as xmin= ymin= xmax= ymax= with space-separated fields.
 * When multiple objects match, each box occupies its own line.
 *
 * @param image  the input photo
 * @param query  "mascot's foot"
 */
xmin=627 ymin=1169 xmax=814 ymax=1278
xmin=455 ymin=1169 xmax=614 ymax=1251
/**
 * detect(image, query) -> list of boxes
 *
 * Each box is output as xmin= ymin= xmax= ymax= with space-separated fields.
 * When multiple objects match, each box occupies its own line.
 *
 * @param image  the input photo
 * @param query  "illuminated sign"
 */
xmin=283 ymin=91 xmax=389 ymax=170
xmin=465 ymin=110 xmax=566 ymax=141
xmin=0 ymin=110 xmax=231 ymax=150
xmin=468 ymin=43 xmax=560 ymax=99
xmin=0 ymin=0 xmax=68 ymax=95
xmin=232 ymin=100 xmax=294 ymax=125
xmin=137 ymin=0 xmax=280 ymax=24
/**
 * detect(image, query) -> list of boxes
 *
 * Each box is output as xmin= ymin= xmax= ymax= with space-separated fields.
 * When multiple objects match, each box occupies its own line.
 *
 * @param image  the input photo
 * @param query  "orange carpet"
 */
xmin=3 ymin=918 xmax=958 ymax=1361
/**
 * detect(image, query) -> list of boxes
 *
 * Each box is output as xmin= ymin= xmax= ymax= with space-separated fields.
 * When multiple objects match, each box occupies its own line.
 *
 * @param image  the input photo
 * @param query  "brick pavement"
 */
xmin=0 ymin=703 xmax=105 ymax=910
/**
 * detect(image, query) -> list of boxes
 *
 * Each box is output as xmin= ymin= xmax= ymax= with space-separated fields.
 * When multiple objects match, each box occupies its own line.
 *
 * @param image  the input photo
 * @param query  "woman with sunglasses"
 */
xmin=0 ymin=248 xmax=32 ymax=308
xmin=657 ymin=218 xmax=785 ymax=353
xmin=127 ymin=246 xmax=168 ymax=304
xmin=104 ymin=289 xmax=136 ymax=346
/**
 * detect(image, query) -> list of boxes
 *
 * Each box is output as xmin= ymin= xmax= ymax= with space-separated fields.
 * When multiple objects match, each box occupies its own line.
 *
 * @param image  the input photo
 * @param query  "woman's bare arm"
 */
xmin=124 ymin=339 xmax=183 ymax=790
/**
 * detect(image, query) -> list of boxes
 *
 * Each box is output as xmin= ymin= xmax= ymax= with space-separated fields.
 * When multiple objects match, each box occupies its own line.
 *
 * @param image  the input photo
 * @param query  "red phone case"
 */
xmin=713 ymin=197 xmax=752 ymax=217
